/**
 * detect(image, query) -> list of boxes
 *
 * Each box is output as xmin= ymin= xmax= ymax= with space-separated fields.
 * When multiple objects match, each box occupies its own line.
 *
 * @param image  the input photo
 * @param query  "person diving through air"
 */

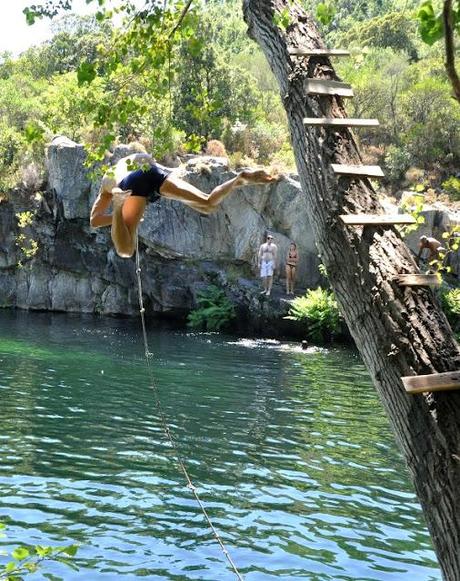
xmin=90 ymin=153 xmax=276 ymax=258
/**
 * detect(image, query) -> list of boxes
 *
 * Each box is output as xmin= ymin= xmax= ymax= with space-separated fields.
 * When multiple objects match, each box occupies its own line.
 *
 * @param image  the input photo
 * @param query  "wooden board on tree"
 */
xmin=395 ymin=274 xmax=441 ymax=287
xmin=331 ymin=164 xmax=385 ymax=178
xmin=289 ymin=48 xmax=350 ymax=57
xmin=305 ymin=79 xmax=354 ymax=98
xmin=303 ymin=117 xmax=380 ymax=127
xmin=340 ymin=214 xmax=417 ymax=225
xmin=402 ymin=371 xmax=460 ymax=394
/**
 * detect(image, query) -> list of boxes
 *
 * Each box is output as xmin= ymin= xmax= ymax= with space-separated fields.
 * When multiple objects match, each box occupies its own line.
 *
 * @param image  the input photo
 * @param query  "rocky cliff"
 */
xmin=0 ymin=137 xmax=322 ymax=333
xmin=0 ymin=137 xmax=458 ymax=334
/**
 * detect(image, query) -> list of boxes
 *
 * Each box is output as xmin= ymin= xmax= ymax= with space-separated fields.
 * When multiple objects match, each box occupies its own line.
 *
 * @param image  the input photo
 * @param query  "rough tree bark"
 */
xmin=443 ymin=0 xmax=460 ymax=104
xmin=243 ymin=1 xmax=460 ymax=579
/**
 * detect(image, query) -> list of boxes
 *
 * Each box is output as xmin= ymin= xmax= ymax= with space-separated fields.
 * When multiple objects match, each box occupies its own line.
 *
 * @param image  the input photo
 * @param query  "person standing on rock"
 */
xmin=285 ymin=241 xmax=299 ymax=295
xmin=258 ymin=233 xmax=277 ymax=297
xmin=90 ymin=153 xmax=276 ymax=258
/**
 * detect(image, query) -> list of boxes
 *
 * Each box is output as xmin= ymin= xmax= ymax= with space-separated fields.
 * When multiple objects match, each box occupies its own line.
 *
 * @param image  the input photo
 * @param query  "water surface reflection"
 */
xmin=0 ymin=312 xmax=440 ymax=580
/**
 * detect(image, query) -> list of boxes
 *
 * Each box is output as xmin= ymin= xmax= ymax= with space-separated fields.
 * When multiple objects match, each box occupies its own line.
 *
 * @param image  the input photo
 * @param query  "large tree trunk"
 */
xmin=243 ymin=1 xmax=460 ymax=578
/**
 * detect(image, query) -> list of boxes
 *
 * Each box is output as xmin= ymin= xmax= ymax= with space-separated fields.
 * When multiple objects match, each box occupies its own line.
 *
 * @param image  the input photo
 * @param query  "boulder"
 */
xmin=47 ymin=136 xmax=91 ymax=220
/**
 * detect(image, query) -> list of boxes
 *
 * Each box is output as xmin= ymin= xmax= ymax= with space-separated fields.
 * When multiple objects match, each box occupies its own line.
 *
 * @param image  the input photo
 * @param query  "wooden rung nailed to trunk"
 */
xmin=289 ymin=48 xmax=350 ymax=57
xmin=402 ymin=371 xmax=460 ymax=394
xmin=395 ymin=274 xmax=441 ymax=287
xmin=340 ymin=214 xmax=417 ymax=226
xmin=304 ymin=117 xmax=380 ymax=127
xmin=305 ymin=79 xmax=354 ymax=98
xmin=331 ymin=164 xmax=385 ymax=178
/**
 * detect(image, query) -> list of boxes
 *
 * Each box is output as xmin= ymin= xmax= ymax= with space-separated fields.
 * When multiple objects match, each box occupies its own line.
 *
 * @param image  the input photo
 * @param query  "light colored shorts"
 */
xmin=260 ymin=260 xmax=274 ymax=278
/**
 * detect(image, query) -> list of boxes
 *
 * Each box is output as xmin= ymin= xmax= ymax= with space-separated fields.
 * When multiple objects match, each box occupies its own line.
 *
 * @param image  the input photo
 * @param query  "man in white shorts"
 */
xmin=258 ymin=233 xmax=278 ymax=296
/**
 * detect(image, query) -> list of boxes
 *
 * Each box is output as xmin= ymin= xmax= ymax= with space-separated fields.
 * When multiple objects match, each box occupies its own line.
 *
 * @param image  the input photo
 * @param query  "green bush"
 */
xmin=384 ymin=145 xmax=411 ymax=184
xmin=400 ymin=75 xmax=460 ymax=167
xmin=285 ymin=288 xmax=341 ymax=343
xmin=187 ymin=285 xmax=236 ymax=331
xmin=442 ymin=176 xmax=460 ymax=202
xmin=440 ymin=287 xmax=460 ymax=330
xmin=0 ymin=124 xmax=27 ymax=193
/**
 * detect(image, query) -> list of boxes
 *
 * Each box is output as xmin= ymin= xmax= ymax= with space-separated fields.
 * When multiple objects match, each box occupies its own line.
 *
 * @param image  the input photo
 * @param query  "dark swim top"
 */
xmin=118 ymin=163 xmax=172 ymax=203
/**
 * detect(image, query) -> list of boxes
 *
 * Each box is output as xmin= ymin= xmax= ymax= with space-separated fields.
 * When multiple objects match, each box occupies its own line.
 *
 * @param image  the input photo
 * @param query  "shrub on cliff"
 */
xmin=285 ymin=288 xmax=342 ymax=344
xmin=440 ymin=287 xmax=460 ymax=331
xmin=187 ymin=285 xmax=236 ymax=332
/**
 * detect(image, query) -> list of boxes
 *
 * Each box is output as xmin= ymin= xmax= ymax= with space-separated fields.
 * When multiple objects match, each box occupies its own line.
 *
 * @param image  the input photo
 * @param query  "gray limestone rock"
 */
xmin=47 ymin=136 xmax=91 ymax=220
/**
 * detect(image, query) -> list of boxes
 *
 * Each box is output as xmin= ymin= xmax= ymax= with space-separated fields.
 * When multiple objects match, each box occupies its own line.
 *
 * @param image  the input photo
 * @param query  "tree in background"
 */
xmin=173 ymin=18 xmax=260 ymax=146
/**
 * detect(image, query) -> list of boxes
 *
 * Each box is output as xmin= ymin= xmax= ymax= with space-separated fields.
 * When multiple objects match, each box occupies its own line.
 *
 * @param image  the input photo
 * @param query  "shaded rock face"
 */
xmin=0 ymin=137 xmax=322 ymax=332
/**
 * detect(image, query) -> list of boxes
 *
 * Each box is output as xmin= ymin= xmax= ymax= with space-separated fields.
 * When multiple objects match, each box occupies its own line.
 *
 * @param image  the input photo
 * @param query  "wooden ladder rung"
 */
xmin=331 ymin=164 xmax=384 ymax=178
xmin=395 ymin=274 xmax=441 ymax=287
xmin=402 ymin=371 xmax=460 ymax=394
xmin=340 ymin=214 xmax=416 ymax=226
xmin=289 ymin=48 xmax=350 ymax=57
xmin=304 ymin=117 xmax=380 ymax=127
xmin=306 ymin=79 xmax=354 ymax=98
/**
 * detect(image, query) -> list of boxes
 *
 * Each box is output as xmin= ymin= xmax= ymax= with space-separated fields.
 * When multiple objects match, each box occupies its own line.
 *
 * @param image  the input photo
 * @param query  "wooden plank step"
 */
xmin=306 ymin=79 xmax=354 ymax=98
xmin=340 ymin=214 xmax=417 ymax=226
xmin=331 ymin=164 xmax=385 ymax=178
xmin=402 ymin=371 xmax=460 ymax=394
xmin=395 ymin=274 xmax=441 ymax=287
xmin=304 ymin=117 xmax=380 ymax=127
xmin=289 ymin=48 xmax=350 ymax=57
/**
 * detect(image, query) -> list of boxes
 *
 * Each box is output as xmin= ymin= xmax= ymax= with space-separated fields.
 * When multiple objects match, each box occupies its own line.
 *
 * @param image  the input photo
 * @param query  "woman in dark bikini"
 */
xmin=90 ymin=152 xmax=275 ymax=258
xmin=285 ymin=242 xmax=298 ymax=295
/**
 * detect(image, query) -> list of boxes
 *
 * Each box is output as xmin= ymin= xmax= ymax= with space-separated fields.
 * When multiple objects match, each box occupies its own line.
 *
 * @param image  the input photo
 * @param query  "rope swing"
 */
xmin=134 ymin=237 xmax=244 ymax=581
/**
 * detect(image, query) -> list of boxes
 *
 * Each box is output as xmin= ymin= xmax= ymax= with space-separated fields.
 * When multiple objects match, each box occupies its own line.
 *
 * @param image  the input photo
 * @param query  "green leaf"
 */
xmin=34 ymin=545 xmax=53 ymax=558
xmin=23 ymin=7 xmax=36 ymax=26
xmin=5 ymin=561 xmax=17 ymax=572
xmin=24 ymin=562 xmax=38 ymax=573
xmin=275 ymin=7 xmax=292 ymax=30
xmin=61 ymin=544 xmax=79 ymax=557
xmin=77 ymin=61 xmax=97 ymax=86
xmin=12 ymin=547 xmax=30 ymax=561
xmin=417 ymin=1 xmax=444 ymax=45
xmin=316 ymin=2 xmax=336 ymax=26
xmin=24 ymin=122 xmax=45 ymax=144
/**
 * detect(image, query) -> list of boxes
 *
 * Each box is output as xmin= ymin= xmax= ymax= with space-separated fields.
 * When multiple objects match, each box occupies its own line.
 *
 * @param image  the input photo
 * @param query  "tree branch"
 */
xmin=168 ymin=0 xmax=193 ymax=39
xmin=443 ymin=0 xmax=460 ymax=103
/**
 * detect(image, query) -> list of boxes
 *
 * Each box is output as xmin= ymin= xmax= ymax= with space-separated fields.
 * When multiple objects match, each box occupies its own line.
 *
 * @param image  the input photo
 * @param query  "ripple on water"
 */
xmin=0 ymin=313 xmax=441 ymax=580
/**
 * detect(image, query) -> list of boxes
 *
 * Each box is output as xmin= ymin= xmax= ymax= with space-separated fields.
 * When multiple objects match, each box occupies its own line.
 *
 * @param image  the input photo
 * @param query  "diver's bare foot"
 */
xmin=237 ymin=169 xmax=277 ymax=186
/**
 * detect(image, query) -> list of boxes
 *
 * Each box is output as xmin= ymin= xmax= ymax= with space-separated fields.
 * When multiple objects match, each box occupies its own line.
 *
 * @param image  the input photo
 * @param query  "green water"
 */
xmin=0 ymin=310 xmax=440 ymax=580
